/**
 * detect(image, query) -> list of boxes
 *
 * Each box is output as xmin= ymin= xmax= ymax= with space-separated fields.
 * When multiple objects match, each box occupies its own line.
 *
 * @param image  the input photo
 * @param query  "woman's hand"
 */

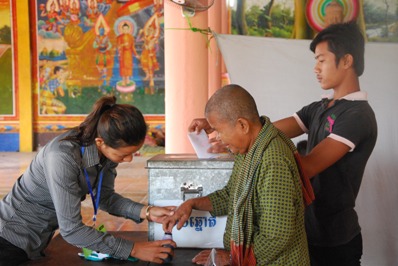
xmin=145 ymin=206 xmax=176 ymax=224
xmin=130 ymin=240 xmax=176 ymax=264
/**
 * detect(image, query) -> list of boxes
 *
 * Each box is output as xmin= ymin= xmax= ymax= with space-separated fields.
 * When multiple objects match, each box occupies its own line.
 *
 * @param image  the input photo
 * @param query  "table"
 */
xmin=22 ymin=231 xmax=202 ymax=265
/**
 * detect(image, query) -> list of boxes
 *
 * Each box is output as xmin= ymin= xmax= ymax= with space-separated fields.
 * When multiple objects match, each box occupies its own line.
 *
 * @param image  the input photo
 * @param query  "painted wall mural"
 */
xmin=230 ymin=0 xmax=398 ymax=42
xmin=33 ymin=0 xmax=165 ymax=116
xmin=31 ymin=0 xmax=165 ymax=153
xmin=0 ymin=0 xmax=13 ymax=116
xmin=0 ymin=0 xmax=19 ymax=151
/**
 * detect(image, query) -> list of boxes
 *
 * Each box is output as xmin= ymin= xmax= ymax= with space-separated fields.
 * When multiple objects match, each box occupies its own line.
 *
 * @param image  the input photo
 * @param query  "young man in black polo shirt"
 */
xmin=273 ymin=21 xmax=377 ymax=265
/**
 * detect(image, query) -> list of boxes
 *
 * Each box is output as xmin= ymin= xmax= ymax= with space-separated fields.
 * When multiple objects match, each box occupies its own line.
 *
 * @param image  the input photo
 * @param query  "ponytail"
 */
xmin=62 ymin=96 xmax=147 ymax=148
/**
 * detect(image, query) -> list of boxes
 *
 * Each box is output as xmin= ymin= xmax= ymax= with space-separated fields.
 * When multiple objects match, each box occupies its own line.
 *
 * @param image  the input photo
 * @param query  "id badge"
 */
xmin=79 ymin=224 xmax=109 ymax=261
xmin=78 ymin=224 xmax=139 ymax=262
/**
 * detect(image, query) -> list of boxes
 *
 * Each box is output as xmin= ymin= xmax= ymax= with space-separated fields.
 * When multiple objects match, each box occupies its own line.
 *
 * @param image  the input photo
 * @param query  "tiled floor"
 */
xmin=0 ymin=152 xmax=151 ymax=233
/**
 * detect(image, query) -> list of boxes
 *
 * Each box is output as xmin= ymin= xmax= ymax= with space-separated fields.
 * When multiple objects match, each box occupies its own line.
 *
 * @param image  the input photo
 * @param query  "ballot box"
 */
xmin=146 ymin=154 xmax=234 ymax=248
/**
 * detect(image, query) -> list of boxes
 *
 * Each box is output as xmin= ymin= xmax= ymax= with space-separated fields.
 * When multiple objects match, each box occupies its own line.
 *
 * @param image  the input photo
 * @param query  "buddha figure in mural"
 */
xmin=116 ymin=22 xmax=139 ymax=88
xmin=62 ymin=2 xmax=119 ymax=86
xmin=324 ymin=0 xmax=344 ymax=27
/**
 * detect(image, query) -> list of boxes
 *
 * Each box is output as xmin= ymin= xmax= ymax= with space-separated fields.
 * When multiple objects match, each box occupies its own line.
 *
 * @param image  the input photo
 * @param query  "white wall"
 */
xmin=216 ymin=34 xmax=398 ymax=266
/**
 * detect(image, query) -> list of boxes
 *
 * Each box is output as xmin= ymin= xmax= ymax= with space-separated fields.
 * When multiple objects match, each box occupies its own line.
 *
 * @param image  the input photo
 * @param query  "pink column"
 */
xmin=164 ymin=2 xmax=209 ymax=153
xmin=221 ymin=1 xmax=230 ymax=84
xmin=208 ymin=1 xmax=222 ymax=97
xmin=221 ymin=1 xmax=231 ymax=36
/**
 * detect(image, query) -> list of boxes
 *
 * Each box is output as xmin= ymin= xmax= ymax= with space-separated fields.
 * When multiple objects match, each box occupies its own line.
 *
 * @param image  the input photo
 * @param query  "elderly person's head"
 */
xmin=205 ymin=84 xmax=262 ymax=155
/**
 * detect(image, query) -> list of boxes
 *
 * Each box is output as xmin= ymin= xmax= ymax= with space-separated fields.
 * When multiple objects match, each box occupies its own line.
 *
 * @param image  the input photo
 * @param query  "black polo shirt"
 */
xmin=294 ymin=91 xmax=377 ymax=246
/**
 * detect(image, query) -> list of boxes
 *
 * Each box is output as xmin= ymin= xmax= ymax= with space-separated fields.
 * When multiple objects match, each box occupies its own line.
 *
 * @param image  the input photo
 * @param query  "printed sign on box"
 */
xmin=154 ymin=200 xmax=227 ymax=248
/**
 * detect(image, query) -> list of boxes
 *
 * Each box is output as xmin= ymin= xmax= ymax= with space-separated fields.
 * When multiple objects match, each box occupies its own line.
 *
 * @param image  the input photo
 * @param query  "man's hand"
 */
xmin=192 ymin=249 xmax=230 ymax=265
xmin=130 ymin=240 xmax=176 ymax=264
xmin=162 ymin=200 xmax=194 ymax=233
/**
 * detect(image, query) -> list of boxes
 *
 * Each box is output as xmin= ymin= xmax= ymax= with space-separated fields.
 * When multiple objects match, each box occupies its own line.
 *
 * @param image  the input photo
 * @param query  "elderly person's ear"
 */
xmin=237 ymin=118 xmax=250 ymax=134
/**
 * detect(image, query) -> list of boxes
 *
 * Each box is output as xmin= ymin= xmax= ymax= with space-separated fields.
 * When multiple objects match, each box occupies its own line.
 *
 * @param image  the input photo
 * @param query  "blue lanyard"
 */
xmin=81 ymin=147 xmax=104 ymax=223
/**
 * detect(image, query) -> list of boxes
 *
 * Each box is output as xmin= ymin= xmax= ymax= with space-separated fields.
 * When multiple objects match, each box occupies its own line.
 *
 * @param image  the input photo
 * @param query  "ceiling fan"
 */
xmin=169 ymin=0 xmax=215 ymax=17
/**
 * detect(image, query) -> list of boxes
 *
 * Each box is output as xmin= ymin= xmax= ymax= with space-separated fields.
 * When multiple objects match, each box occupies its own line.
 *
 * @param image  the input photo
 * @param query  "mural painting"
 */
xmin=0 ymin=0 xmax=13 ymax=116
xmin=32 ymin=0 xmax=165 ymax=153
xmin=0 ymin=0 xmax=19 ymax=151
xmin=230 ymin=0 xmax=398 ymax=42
xmin=33 ymin=0 xmax=164 ymax=116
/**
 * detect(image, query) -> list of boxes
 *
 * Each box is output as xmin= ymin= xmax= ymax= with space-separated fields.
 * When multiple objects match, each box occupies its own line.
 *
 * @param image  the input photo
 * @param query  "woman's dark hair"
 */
xmin=310 ymin=21 xmax=365 ymax=76
xmin=64 ymin=96 xmax=147 ymax=148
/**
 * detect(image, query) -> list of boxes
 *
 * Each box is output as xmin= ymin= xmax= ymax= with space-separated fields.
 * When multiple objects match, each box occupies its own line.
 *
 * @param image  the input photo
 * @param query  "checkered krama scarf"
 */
xmin=229 ymin=116 xmax=314 ymax=265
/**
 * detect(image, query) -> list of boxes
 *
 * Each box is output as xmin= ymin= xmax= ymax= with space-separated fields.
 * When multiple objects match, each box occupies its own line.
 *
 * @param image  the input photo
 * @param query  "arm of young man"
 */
xmin=300 ymin=137 xmax=350 ymax=179
xmin=273 ymin=116 xmax=304 ymax=138
xmin=273 ymin=116 xmax=350 ymax=179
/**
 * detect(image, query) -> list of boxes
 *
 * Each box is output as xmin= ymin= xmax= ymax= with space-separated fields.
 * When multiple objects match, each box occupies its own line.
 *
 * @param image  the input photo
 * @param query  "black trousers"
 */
xmin=309 ymin=233 xmax=363 ymax=266
xmin=0 ymin=236 xmax=29 ymax=266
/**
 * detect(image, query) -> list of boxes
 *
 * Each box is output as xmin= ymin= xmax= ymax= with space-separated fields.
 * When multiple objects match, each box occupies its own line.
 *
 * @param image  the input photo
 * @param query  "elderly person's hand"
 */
xmin=162 ymin=199 xmax=194 ymax=233
xmin=192 ymin=249 xmax=230 ymax=265
xmin=188 ymin=118 xmax=213 ymax=134
xmin=188 ymin=118 xmax=228 ymax=154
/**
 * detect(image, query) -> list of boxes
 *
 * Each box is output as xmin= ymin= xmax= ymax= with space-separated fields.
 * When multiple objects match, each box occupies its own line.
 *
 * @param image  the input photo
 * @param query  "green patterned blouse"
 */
xmin=208 ymin=117 xmax=310 ymax=265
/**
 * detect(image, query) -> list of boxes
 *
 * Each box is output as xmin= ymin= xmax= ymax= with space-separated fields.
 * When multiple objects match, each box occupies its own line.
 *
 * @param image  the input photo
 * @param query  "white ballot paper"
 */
xmin=188 ymin=130 xmax=218 ymax=159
